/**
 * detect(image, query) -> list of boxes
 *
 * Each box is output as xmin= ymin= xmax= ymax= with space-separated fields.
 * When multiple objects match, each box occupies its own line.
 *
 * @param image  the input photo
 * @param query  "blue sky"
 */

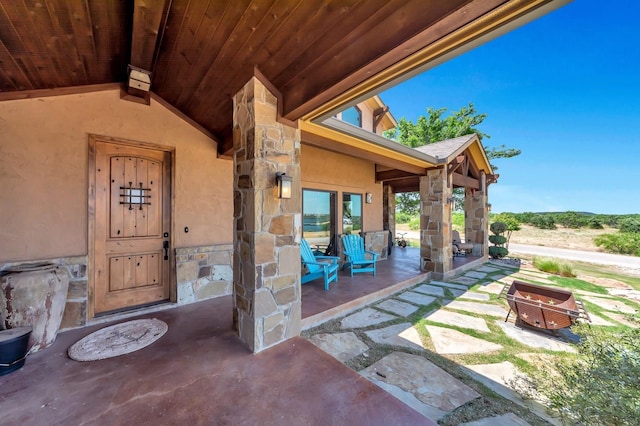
xmin=380 ymin=0 xmax=640 ymax=215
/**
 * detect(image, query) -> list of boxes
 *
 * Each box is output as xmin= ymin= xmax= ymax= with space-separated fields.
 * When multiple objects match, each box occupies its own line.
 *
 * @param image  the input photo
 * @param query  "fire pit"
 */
xmin=502 ymin=280 xmax=590 ymax=330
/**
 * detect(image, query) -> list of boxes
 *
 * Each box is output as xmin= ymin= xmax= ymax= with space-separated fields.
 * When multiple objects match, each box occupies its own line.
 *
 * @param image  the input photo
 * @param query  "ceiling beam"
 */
xmin=452 ymin=172 xmax=480 ymax=190
xmin=375 ymin=169 xmax=424 ymax=183
xmin=131 ymin=0 xmax=169 ymax=71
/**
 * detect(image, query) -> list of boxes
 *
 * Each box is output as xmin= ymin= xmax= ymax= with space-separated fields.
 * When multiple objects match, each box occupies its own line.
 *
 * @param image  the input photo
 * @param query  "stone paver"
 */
xmin=308 ymin=332 xmax=369 ymax=363
xmin=397 ymin=291 xmax=437 ymax=307
xmin=603 ymin=312 xmax=640 ymax=328
xmin=426 ymin=326 xmax=502 ymax=354
xmin=360 ymin=352 xmax=480 ymax=421
xmin=517 ymin=269 xmax=551 ymax=278
xmin=464 ymin=271 xmax=488 ymax=279
xmin=492 ymin=274 xmax=509 ymax=282
xmin=460 ymin=413 xmax=531 ymax=426
xmin=511 ymin=273 xmax=554 ymax=285
xmin=582 ymin=296 xmax=637 ymax=314
xmin=476 ymin=265 xmax=501 ymax=273
xmin=488 ymin=260 xmax=520 ymax=270
xmin=451 ymin=276 xmax=478 ymax=286
xmin=494 ymin=321 xmax=576 ymax=352
xmin=462 ymin=361 xmax=561 ymax=426
xmin=413 ymin=284 xmax=445 ymax=297
xmin=459 ymin=291 xmax=490 ymax=301
xmin=448 ymin=288 xmax=465 ymax=298
xmin=476 ymin=282 xmax=506 ymax=295
xmin=585 ymin=312 xmax=615 ymax=327
xmin=429 ymin=280 xmax=469 ymax=291
xmin=446 ymin=300 xmax=509 ymax=318
xmin=376 ymin=299 xmax=419 ymax=317
xmin=365 ymin=323 xmax=425 ymax=351
xmin=424 ymin=310 xmax=490 ymax=333
xmin=340 ymin=308 xmax=397 ymax=329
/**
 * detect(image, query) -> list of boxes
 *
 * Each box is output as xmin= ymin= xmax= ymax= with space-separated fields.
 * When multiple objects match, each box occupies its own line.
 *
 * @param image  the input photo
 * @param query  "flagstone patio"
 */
xmin=304 ymin=259 xmax=639 ymax=425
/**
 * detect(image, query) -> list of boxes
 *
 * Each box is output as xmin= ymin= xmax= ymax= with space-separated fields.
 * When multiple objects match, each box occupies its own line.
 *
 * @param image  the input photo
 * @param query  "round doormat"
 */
xmin=68 ymin=318 xmax=168 ymax=362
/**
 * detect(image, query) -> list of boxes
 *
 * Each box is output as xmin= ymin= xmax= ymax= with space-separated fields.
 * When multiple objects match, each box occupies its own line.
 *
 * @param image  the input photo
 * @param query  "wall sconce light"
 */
xmin=365 ymin=193 xmax=372 ymax=204
xmin=276 ymin=172 xmax=292 ymax=199
xmin=486 ymin=203 xmax=492 ymax=212
xmin=446 ymin=197 xmax=454 ymax=204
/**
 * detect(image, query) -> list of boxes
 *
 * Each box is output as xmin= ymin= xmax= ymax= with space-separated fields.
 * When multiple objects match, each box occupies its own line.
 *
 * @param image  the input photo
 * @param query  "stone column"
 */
xmin=382 ymin=183 xmax=395 ymax=255
xmin=465 ymin=172 xmax=488 ymax=255
xmin=420 ymin=168 xmax=452 ymax=274
xmin=232 ymin=77 xmax=301 ymax=353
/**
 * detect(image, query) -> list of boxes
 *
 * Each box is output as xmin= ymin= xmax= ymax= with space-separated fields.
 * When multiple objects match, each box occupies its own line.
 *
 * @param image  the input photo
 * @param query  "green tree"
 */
xmin=386 ymin=103 xmax=520 ymax=215
xmin=395 ymin=192 xmax=420 ymax=216
xmin=384 ymin=103 xmax=521 ymax=168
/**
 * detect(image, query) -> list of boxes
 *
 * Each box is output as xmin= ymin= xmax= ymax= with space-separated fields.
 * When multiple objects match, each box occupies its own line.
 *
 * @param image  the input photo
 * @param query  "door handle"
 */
xmin=163 ymin=240 xmax=169 ymax=260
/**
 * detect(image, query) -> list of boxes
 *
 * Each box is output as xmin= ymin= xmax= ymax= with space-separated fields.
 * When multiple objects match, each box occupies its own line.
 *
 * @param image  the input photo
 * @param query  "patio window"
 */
xmin=343 ymin=193 xmax=362 ymax=235
xmin=303 ymin=189 xmax=337 ymax=255
xmin=341 ymin=106 xmax=362 ymax=128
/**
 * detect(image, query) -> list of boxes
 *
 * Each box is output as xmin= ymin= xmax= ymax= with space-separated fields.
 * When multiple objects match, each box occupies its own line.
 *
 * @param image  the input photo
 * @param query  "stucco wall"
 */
xmin=300 ymin=144 xmax=383 ymax=233
xmin=0 ymin=89 xmax=233 ymax=262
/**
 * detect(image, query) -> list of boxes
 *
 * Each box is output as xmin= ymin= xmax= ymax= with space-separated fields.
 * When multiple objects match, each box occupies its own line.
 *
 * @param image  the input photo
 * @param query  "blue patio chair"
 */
xmin=341 ymin=234 xmax=378 ymax=277
xmin=300 ymin=239 xmax=340 ymax=291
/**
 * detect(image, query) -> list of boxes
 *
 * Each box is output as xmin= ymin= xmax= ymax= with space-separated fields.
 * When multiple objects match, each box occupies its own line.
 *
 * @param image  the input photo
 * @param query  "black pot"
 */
xmin=0 ymin=327 xmax=32 ymax=376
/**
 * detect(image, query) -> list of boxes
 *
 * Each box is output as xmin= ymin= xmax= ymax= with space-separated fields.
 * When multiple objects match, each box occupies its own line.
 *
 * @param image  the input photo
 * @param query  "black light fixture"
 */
xmin=276 ymin=172 xmax=292 ymax=199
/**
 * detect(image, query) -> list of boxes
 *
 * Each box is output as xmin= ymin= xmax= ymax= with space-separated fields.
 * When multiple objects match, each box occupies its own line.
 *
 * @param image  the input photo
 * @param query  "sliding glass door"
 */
xmin=302 ymin=190 xmax=337 ymax=255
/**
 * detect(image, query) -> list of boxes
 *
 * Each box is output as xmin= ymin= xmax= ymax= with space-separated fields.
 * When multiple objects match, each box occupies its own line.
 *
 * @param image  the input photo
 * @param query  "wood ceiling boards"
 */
xmin=2 ymin=0 xmax=546 ymax=158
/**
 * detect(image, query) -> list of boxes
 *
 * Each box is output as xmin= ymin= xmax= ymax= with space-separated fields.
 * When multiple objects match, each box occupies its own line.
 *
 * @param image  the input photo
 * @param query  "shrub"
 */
xmin=408 ymin=217 xmax=420 ymax=230
xmin=488 ymin=221 xmax=508 ymax=259
xmin=395 ymin=211 xmax=413 ymax=224
xmin=533 ymin=257 xmax=576 ymax=277
xmin=451 ymin=212 xmax=465 ymax=228
xmin=488 ymin=235 xmax=507 ymax=245
xmin=619 ymin=218 xmax=640 ymax=233
xmin=490 ymin=221 xmax=507 ymax=235
xmin=588 ymin=218 xmax=604 ymax=229
xmin=530 ymin=215 xmax=556 ymax=229
xmin=594 ymin=233 xmax=640 ymax=256
xmin=513 ymin=324 xmax=640 ymax=425
xmin=488 ymin=246 xmax=507 ymax=258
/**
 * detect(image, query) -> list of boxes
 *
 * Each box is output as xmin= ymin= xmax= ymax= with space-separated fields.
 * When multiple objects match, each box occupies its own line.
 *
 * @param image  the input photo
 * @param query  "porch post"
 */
xmin=383 ymin=183 xmax=395 ymax=254
xmin=420 ymin=168 xmax=453 ymax=275
xmin=232 ymin=77 xmax=302 ymax=353
xmin=465 ymin=171 xmax=488 ymax=256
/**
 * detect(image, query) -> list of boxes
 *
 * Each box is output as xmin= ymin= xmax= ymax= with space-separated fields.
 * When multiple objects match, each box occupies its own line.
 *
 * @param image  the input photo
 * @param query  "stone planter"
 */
xmin=0 ymin=263 xmax=69 ymax=352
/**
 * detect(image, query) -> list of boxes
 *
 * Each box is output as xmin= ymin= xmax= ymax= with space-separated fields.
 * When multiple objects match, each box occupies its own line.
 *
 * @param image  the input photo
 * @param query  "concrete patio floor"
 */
xmin=301 ymin=247 xmax=483 ymax=329
xmin=0 ymin=296 xmax=433 ymax=425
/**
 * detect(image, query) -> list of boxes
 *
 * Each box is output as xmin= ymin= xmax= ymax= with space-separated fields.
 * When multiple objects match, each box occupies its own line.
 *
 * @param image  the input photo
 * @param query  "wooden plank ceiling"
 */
xmin=0 ymin=0 xmax=523 ymax=156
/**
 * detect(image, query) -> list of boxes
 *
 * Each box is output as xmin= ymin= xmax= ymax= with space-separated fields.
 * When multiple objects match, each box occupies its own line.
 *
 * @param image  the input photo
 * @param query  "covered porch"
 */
xmin=301 ymin=247 xmax=484 ymax=329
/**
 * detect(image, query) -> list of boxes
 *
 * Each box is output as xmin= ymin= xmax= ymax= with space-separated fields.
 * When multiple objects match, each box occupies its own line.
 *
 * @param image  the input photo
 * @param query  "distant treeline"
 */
xmin=495 ymin=211 xmax=640 ymax=232
xmin=492 ymin=211 xmax=640 ymax=256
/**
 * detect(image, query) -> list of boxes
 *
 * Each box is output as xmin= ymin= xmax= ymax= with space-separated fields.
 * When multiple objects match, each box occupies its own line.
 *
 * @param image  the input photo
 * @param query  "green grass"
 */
xmin=547 ymin=276 xmax=608 ymax=294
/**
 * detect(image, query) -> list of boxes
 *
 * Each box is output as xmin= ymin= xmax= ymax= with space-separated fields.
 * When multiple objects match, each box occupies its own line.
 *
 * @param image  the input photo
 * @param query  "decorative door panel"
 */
xmin=93 ymin=139 xmax=171 ymax=315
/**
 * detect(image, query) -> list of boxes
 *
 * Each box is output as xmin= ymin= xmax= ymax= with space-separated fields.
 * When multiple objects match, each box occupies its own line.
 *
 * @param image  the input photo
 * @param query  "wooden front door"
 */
xmin=93 ymin=139 xmax=171 ymax=315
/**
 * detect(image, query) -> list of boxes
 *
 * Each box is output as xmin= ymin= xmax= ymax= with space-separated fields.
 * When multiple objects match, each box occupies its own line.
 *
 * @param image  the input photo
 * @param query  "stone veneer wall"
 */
xmin=1 ymin=244 xmax=234 ymax=332
xmin=364 ymin=231 xmax=389 ymax=260
xmin=382 ymin=183 xmax=395 ymax=253
xmin=175 ymin=244 xmax=234 ymax=304
xmin=465 ymin=171 xmax=488 ymax=256
xmin=419 ymin=169 xmax=453 ymax=274
xmin=0 ymin=256 xmax=88 ymax=330
xmin=232 ymin=77 xmax=302 ymax=353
